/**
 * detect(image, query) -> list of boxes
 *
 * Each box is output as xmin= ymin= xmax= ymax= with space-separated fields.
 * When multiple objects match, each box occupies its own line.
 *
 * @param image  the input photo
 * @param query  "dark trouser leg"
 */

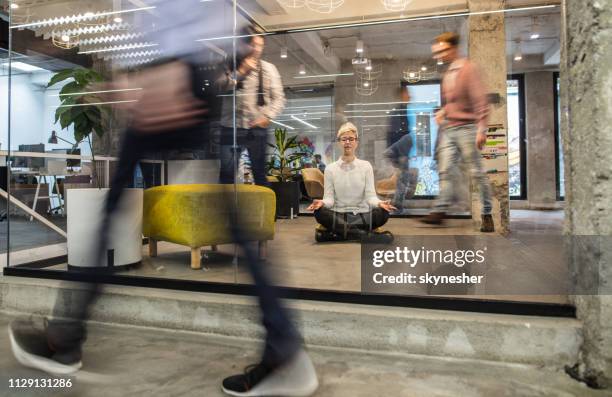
xmin=49 ymin=130 xmax=147 ymax=348
xmin=221 ymin=140 xmax=300 ymax=368
xmin=229 ymin=215 xmax=301 ymax=367
xmin=314 ymin=207 xmax=349 ymax=236
xmin=368 ymin=207 xmax=390 ymax=229
xmin=219 ymin=127 xmax=240 ymax=184
xmin=242 ymin=128 xmax=269 ymax=187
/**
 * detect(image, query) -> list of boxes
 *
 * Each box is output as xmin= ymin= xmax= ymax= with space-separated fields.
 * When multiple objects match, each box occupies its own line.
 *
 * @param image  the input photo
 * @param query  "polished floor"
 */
xmin=14 ymin=210 xmax=570 ymax=305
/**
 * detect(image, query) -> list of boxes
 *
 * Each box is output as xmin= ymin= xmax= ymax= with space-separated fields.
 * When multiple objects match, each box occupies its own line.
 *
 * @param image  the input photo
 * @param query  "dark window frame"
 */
xmin=401 ymin=80 xmax=442 ymax=200
xmin=553 ymin=71 xmax=565 ymax=201
xmin=508 ymin=74 xmax=527 ymax=200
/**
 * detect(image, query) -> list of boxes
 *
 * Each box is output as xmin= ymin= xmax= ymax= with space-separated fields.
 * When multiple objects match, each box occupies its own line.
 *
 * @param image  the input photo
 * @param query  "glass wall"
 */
xmin=2 ymin=0 xmax=568 ymax=306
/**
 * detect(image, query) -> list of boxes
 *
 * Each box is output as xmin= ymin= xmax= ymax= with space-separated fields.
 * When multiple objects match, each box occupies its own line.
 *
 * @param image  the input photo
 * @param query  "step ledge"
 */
xmin=0 ymin=276 xmax=582 ymax=367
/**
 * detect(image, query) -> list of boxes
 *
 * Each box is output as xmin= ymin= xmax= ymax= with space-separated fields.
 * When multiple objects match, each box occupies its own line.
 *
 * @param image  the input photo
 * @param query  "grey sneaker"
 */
xmin=9 ymin=318 xmax=83 ymax=375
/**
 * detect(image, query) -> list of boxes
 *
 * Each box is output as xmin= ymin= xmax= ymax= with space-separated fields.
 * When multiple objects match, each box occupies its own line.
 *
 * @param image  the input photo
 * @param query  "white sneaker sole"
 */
xmin=8 ymin=325 xmax=82 ymax=376
xmin=222 ymin=349 xmax=319 ymax=397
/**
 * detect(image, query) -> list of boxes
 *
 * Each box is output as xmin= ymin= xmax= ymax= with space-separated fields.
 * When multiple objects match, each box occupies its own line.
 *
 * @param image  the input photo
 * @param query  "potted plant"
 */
xmin=267 ymin=128 xmax=307 ymax=218
xmin=48 ymin=68 xmax=143 ymax=269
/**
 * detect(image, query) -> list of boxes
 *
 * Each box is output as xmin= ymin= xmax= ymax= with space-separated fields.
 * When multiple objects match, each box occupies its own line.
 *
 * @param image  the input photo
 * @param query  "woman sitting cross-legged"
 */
xmin=306 ymin=122 xmax=396 ymax=243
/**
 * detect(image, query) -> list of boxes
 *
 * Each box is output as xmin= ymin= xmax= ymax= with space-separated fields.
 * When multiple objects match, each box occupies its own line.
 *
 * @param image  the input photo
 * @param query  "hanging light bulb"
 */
xmin=299 ymin=64 xmax=306 ymax=75
xmin=363 ymin=81 xmax=370 ymax=87
xmin=513 ymin=39 xmax=523 ymax=61
xmin=280 ymin=47 xmax=288 ymax=59
xmin=365 ymin=60 xmax=372 ymax=71
xmin=530 ymin=17 xmax=540 ymax=39
xmin=355 ymin=40 xmax=364 ymax=54
xmin=421 ymin=66 xmax=427 ymax=71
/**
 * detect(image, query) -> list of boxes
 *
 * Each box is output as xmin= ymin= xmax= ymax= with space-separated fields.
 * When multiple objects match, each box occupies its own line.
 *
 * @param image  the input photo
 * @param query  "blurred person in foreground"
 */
xmin=383 ymin=85 xmax=413 ymax=215
xmin=307 ymin=122 xmax=396 ymax=243
xmin=8 ymin=2 xmax=318 ymax=396
xmin=421 ymin=32 xmax=494 ymax=232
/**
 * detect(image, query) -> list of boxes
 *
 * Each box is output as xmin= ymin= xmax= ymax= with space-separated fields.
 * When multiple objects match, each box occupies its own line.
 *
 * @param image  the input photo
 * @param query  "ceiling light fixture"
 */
xmin=381 ymin=0 xmax=412 ymax=12
xmin=11 ymin=6 xmax=156 ymax=29
xmin=513 ymin=39 xmax=523 ymax=61
xmin=280 ymin=47 xmax=288 ymax=59
xmin=355 ymin=39 xmax=364 ymax=54
xmin=298 ymin=64 xmax=306 ymax=75
xmin=294 ymin=72 xmax=353 ymax=79
xmin=10 ymin=3 xmax=19 ymax=9
xmin=291 ymin=115 xmax=318 ymax=129
xmin=113 ymin=17 xmax=123 ymax=23
xmin=271 ymin=120 xmax=295 ymax=130
xmin=306 ymin=0 xmax=344 ymax=13
xmin=78 ymin=42 xmax=158 ymax=55
xmin=2 ymin=61 xmax=45 ymax=73
xmin=530 ymin=16 xmax=540 ymax=40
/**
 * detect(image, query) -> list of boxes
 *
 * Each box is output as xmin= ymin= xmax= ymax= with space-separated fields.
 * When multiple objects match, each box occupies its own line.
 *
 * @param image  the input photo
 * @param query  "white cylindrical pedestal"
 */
xmin=67 ymin=188 xmax=143 ymax=268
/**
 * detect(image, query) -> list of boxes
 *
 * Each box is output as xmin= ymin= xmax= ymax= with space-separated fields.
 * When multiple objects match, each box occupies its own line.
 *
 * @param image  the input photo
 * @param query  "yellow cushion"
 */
xmin=143 ymin=184 xmax=276 ymax=248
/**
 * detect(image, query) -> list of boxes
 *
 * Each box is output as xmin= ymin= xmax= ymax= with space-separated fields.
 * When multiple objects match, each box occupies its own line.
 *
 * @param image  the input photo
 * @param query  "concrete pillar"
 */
xmin=525 ymin=72 xmax=557 ymax=207
xmin=467 ymin=0 xmax=509 ymax=233
xmin=562 ymin=0 xmax=612 ymax=389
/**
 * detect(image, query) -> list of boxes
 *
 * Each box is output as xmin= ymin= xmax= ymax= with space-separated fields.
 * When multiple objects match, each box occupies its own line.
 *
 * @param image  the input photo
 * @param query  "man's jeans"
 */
xmin=433 ymin=124 xmax=492 ymax=215
xmin=383 ymin=134 xmax=413 ymax=209
xmin=219 ymin=127 xmax=268 ymax=186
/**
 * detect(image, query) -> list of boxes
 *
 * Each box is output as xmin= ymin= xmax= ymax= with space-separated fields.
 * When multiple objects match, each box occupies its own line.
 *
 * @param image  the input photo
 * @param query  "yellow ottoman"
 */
xmin=143 ymin=184 xmax=276 ymax=269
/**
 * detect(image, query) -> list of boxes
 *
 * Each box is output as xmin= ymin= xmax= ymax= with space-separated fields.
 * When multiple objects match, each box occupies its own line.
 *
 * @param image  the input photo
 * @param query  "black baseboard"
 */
xmin=4 ymin=264 xmax=575 ymax=319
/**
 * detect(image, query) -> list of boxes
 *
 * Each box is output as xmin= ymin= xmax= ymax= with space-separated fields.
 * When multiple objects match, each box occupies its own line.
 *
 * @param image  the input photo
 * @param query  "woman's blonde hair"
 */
xmin=337 ymin=122 xmax=359 ymax=139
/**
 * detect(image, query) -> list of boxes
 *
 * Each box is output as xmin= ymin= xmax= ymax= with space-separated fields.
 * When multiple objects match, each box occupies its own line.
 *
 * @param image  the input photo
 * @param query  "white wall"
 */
xmin=0 ymin=69 xmax=90 ymax=155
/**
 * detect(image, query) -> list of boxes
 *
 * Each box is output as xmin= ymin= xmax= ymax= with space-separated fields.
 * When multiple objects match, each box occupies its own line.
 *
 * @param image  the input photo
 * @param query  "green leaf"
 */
xmin=54 ymin=105 xmax=72 ymax=124
xmin=58 ymin=81 xmax=81 ymax=96
xmin=47 ymin=69 xmax=75 ymax=88
xmin=59 ymin=110 xmax=72 ymax=130
xmin=93 ymin=124 xmax=105 ymax=138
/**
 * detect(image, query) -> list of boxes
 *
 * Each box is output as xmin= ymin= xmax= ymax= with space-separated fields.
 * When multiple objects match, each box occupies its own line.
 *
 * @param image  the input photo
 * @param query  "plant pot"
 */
xmin=67 ymin=188 xmax=143 ymax=270
xmin=269 ymin=181 xmax=300 ymax=219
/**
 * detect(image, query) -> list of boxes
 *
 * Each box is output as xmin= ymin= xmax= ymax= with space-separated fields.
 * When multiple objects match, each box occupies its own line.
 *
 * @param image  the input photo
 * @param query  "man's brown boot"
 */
xmin=420 ymin=212 xmax=446 ymax=225
xmin=480 ymin=214 xmax=495 ymax=232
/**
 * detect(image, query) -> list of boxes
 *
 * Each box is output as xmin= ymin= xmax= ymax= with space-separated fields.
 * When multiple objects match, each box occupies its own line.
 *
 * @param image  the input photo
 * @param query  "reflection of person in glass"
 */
xmin=312 ymin=153 xmax=326 ymax=172
xmin=383 ymin=86 xmax=413 ymax=214
xmin=8 ymin=12 xmax=318 ymax=397
xmin=307 ymin=122 xmax=395 ymax=243
xmin=218 ymin=25 xmax=286 ymax=186
xmin=421 ymin=32 xmax=494 ymax=232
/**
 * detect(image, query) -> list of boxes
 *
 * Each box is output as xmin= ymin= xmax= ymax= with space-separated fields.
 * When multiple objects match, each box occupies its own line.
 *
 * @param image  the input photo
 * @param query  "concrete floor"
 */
xmin=0 ymin=313 xmax=607 ymax=397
